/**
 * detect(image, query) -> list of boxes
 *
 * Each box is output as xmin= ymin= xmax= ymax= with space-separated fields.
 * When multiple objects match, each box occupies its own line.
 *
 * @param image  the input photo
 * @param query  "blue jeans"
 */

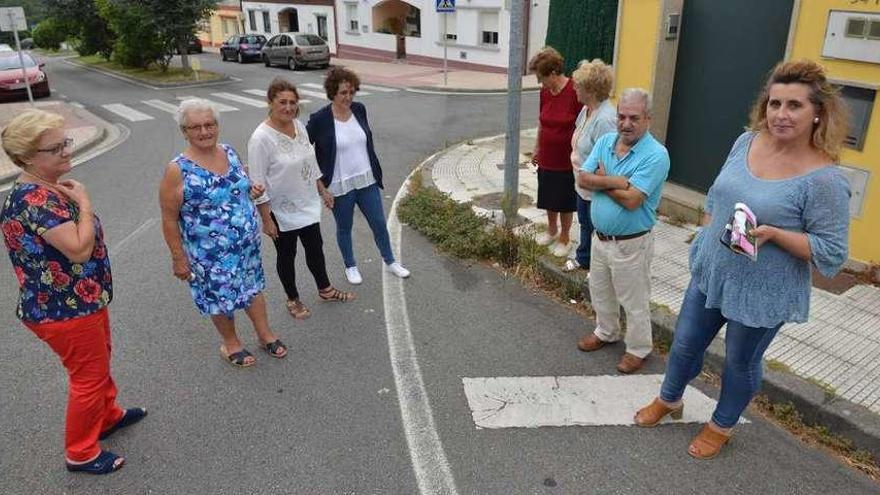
xmin=575 ymin=197 xmax=593 ymax=267
xmin=660 ymin=280 xmax=782 ymax=428
xmin=331 ymin=183 xmax=395 ymax=268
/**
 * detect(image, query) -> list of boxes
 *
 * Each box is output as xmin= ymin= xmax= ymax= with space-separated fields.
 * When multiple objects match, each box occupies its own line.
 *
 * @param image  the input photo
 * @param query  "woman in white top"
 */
xmin=564 ymin=59 xmax=617 ymax=273
xmin=306 ymin=67 xmax=410 ymax=285
xmin=249 ymin=78 xmax=355 ymax=320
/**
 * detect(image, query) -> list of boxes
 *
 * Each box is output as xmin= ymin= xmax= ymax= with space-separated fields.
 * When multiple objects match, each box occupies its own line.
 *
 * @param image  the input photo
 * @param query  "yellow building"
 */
xmin=613 ymin=0 xmax=880 ymax=268
xmin=197 ymin=0 xmax=243 ymax=48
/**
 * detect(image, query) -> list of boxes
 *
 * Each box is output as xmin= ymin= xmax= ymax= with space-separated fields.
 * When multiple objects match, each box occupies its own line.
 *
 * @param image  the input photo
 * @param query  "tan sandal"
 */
xmin=286 ymin=299 xmax=311 ymax=320
xmin=634 ymin=397 xmax=683 ymax=427
xmin=318 ymin=286 xmax=356 ymax=302
xmin=688 ymin=424 xmax=731 ymax=460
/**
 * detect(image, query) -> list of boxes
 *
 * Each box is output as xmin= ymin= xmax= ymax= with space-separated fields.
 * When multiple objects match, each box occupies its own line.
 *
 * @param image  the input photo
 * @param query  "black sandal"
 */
xmin=260 ymin=339 xmax=288 ymax=359
xmin=220 ymin=346 xmax=256 ymax=368
xmin=319 ymin=287 xmax=356 ymax=302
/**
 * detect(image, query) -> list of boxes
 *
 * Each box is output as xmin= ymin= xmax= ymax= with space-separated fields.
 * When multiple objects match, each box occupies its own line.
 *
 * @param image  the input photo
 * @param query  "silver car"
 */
xmin=262 ymin=32 xmax=330 ymax=70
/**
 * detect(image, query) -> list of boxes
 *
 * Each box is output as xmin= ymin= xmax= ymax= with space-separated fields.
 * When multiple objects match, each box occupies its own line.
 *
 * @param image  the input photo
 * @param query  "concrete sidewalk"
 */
xmin=0 ymin=101 xmax=106 ymax=184
xmin=425 ymin=130 xmax=880 ymax=455
xmin=330 ymin=56 xmax=540 ymax=93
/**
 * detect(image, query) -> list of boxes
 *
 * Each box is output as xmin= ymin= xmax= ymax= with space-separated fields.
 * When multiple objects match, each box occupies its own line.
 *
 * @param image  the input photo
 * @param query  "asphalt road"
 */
xmin=0 ymin=54 xmax=877 ymax=494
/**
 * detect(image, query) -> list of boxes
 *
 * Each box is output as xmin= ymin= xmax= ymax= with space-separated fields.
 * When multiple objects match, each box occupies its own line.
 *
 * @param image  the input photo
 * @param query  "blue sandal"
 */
xmin=221 ymin=347 xmax=256 ymax=368
xmin=260 ymin=339 xmax=287 ymax=359
xmin=66 ymin=450 xmax=125 ymax=474
xmin=100 ymin=407 xmax=147 ymax=440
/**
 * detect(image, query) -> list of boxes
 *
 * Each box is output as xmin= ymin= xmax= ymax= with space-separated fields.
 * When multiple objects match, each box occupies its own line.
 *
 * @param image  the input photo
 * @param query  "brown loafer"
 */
xmin=688 ymin=424 xmax=731 ymax=460
xmin=616 ymin=353 xmax=646 ymax=374
xmin=577 ymin=334 xmax=611 ymax=352
xmin=634 ymin=397 xmax=683 ymax=427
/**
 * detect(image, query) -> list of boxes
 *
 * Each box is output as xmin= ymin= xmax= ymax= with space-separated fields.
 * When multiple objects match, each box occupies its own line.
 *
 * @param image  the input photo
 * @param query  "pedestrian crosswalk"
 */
xmin=97 ymin=84 xmax=399 ymax=124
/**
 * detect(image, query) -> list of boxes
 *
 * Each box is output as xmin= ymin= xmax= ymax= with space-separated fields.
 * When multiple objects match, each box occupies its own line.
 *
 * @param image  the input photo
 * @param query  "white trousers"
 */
xmin=588 ymin=231 xmax=655 ymax=358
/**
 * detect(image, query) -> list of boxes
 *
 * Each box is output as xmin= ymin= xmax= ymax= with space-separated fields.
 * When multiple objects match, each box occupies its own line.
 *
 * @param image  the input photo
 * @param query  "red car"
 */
xmin=0 ymin=52 xmax=50 ymax=101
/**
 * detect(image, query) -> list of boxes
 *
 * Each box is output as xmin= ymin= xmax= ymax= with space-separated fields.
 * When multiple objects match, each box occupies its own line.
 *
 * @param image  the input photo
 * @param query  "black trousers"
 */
xmin=271 ymin=216 xmax=331 ymax=300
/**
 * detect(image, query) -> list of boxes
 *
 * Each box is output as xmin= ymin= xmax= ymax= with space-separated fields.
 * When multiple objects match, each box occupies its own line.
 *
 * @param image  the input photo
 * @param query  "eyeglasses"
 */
xmin=337 ymin=89 xmax=357 ymax=96
xmin=37 ymin=138 xmax=74 ymax=155
xmin=182 ymin=122 xmax=218 ymax=132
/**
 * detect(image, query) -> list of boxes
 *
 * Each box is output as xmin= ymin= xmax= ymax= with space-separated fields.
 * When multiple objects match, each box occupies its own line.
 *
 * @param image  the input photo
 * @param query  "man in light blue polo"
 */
xmin=575 ymin=88 xmax=670 ymax=374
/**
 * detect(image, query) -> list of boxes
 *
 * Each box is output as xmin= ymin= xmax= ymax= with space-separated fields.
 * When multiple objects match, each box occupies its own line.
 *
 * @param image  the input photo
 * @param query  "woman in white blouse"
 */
xmin=248 ymin=78 xmax=355 ymax=320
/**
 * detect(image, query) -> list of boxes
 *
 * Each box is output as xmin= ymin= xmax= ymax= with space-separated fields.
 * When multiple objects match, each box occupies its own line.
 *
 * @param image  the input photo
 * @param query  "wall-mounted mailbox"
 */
xmin=666 ymin=13 xmax=680 ymax=40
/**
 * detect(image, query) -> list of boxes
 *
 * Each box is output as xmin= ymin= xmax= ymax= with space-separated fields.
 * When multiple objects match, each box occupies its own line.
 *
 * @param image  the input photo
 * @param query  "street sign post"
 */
xmin=436 ymin=0 xmax=455 ymax=86
xmin=0 ymin=7 xmax=34 ymax=106
xmin=502 ymin=0 xmax=523 ymax=225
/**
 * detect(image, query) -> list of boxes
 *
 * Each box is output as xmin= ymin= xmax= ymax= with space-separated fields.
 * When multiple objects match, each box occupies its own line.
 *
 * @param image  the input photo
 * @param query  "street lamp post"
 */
xmin=502 ymin=0 xmax=524 ymax=226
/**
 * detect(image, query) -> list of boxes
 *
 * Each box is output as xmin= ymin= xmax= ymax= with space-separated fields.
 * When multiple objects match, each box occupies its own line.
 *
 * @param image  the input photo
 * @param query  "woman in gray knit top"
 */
xmin=634 ymin=59 xmax=851 ymax=460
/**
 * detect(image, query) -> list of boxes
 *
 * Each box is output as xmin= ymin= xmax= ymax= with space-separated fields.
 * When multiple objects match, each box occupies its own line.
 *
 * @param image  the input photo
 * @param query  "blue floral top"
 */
xmin=174 ymin=144 xmax=265 ymax=316
xmin=1 ymin=183 xmax=112 ymax=323
xmin=689 ymin=132 xmax=850 ymax=328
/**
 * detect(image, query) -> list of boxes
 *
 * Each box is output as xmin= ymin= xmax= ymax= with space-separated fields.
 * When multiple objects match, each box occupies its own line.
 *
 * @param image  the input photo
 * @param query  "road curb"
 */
xmin=534 ymin=256 xmax=880 ymax=459
xmin=64 ymin=60 xmax=233 ymax=90
xmin=405 ymin=86 xmax=541 ymax=95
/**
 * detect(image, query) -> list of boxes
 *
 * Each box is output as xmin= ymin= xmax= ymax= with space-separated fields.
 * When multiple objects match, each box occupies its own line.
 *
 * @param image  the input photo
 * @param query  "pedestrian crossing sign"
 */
xmin=436 ymin=0 xmax=455 ymax=13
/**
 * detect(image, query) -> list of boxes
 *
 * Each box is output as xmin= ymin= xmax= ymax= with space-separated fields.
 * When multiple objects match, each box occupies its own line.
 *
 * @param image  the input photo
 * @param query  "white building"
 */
xmin=242 ymin=0 xmax=549 ymax=73
xmin=241 ymin=0 xmax=338 ymax=54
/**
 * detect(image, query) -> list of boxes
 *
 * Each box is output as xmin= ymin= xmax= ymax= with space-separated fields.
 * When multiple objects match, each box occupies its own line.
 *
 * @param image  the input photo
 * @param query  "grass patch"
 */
xmin=752 ymin=396 xmax=879 ymax=480
xmin=398 ymin=173 xmax=542 ymax=277
xmin=766 ymin=359 xmax=792 ymax=373
xmin=32 ymin=48 xmax=77 ymax=57
xmin=75 ymin=55 xmax=224 ymax=84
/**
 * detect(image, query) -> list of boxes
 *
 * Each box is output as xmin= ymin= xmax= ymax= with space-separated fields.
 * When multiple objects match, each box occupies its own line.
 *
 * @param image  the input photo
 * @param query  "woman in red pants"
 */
xmin=0 ymin=109 xmax=146 ymax=474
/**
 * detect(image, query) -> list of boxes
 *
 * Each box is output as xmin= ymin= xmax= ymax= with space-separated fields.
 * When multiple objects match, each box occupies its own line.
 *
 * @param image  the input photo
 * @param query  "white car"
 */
xmin=0 ymin=44 xmax=13 ymax=52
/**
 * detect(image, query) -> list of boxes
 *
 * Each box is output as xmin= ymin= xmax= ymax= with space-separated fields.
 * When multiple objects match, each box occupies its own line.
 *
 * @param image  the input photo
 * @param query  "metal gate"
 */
xmin=664 ymin=0 xmax=794 ymax=191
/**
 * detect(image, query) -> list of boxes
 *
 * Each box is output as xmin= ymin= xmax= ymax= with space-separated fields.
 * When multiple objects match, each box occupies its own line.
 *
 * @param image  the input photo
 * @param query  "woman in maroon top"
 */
xmin=529 ymin=47 xmax=582 ymax=258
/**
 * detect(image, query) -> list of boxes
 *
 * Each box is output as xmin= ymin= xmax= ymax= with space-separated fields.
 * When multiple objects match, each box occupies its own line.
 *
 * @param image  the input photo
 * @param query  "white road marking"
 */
xmin=299 ymin=83 xmax=372 ymax=97
xmin=296 ymin=88 xmax=332 ymax=100
xmin=242 ymin=88 xmax=312 ymax=104
xmin=70 ymin=102 xmax=85 ymax=108
xmin=210 ymin=92 xmax=267 ymax=108
xmin=101 ymin=103 xmax=154 ymax=122
xmin=176 ymin=96 xmax=238 ymax=112
xmin=385 ymin=153 xmax=459 ymax=495
xmin=109 ymin=217 xmax=159 ymax=256
xmin=142 ymin=99 xmax=179 ymax=114
xmin=462 ymin=375 xmax=749 ymax=429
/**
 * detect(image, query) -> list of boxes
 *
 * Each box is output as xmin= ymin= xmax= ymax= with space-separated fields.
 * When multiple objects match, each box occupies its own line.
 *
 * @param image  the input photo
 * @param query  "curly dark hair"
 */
xmin=323 ymin=66 xmax=361 ymax=100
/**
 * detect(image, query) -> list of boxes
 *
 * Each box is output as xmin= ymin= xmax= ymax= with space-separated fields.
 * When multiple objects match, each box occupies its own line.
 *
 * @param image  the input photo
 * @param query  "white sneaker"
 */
xmin=550 ymin=241 xmax=571 ymax=258
xmin=562 ymin=259 xmax=580 ymax=272
xmin=535 ymin=232 xmax=557 ymax=246
xmin=387 ymin=262 xmax=411 ymax=279
xmin=345 ymin=266 xmax=363 ymax=285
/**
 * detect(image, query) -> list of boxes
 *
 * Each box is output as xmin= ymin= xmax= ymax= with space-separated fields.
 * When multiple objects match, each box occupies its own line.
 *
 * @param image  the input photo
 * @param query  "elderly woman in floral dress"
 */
xmin=159 ymin=98 xmax=287 ymax=368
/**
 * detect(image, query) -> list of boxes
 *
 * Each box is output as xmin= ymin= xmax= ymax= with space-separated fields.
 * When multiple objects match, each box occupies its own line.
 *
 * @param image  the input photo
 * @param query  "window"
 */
xmin=480 ymin=12 xmax=499 ymax=45
xmin=346 ymin=3 xmax=358 ymax=32
xmin=870 ymin=20 xmax=880 ymax=40
xmin=248 ymin=10 xmax=257 ymax=31
xmin=440 ymin=12 xmax=457 ymax=41
xmin=839 ymin=85 xmax=876 ymax=151
xmin=262 ymin=11 xmax=271 ymax=33
xmin=846 ymin=17 xmax=868 ymax=38
xmin=317 ymin=15 xmax=328 ymax=41
xmin=222 ymin=18 xmax=229 ymax=35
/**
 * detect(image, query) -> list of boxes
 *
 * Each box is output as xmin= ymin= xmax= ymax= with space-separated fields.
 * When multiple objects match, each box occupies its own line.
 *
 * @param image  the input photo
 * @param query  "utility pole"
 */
xmin=502 ymin=0 xmax=524 ymax=226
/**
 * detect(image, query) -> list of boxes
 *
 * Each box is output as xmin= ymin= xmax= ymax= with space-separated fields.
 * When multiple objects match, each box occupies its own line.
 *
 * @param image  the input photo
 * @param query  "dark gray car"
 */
xmin=262 ymin=33 xmax=330 ymax=70
xmin=220 ymin=34 xmax=267 ymax=63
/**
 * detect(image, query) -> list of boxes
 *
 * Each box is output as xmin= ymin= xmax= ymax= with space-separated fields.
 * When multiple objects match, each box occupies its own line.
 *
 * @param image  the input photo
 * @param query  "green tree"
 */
xmin=32 ymin=17 xmax=70 ymax=50
xmin=95 ymin=0 xmax=163 ymax=68
xmin=45 ymin=0 xmax=114 ymax=58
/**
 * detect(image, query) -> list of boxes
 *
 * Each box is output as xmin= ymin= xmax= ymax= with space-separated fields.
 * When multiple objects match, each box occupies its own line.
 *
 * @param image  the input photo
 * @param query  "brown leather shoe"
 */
xmin=616 ymin=353 xmax=646 ymax=374
xmin=577 ymin=334 xmax=610 ymax=352
xmin=634 ymin=397 xmax=683 ymax=427
xmin=688 ymin=423 xmax=731 ymax=460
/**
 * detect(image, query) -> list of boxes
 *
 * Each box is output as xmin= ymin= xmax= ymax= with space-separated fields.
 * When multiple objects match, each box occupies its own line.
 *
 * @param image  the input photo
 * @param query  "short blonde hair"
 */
xmin=176 ymin=98 xmax=220 ymax=127
xmin=748 ymin=59 xmax=848 ymax=161
xmin=1 ymin=109 xmax=65 ymax=169
xmin=528 ymin=46 xmax=565 ymax=78
xmin=572 ymin=59 xmax=613 ymax=102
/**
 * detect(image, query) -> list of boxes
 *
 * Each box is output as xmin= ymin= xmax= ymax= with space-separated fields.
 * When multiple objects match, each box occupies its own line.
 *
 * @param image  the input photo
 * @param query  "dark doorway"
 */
xmin=289 ymin=10 xmax=299 ymax=32
xmin=664 ymin=0 xmax=794 ymax=191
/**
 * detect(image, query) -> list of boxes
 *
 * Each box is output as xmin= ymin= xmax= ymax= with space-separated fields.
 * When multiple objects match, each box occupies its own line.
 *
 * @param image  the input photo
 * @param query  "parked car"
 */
xmin=0 ymin=44 xmax=12 ymax=52
xmin=220 ymin=34 xmax=266 ymax=63
xmin=262 ymin=33 xmax=330 ymax=70
xmin=0 ymin=52 xmax=50 ymax=101
xmin=174 ymin=36 xmax=203 ymax=54
xmin=20 ymin=38 xmax=34 ymax=50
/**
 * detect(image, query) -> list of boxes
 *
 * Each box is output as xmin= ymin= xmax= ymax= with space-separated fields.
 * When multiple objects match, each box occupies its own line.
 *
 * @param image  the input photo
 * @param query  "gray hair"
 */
xmin=176 ymin=98 xmax=220 ymax=127
xmin=618 ymin=88 xmax=652 ymax=117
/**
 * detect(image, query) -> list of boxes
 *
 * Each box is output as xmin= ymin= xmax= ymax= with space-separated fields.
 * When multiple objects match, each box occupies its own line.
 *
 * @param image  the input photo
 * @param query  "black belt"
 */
xmin=595 ymin=230 xmax=650 ymax=242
